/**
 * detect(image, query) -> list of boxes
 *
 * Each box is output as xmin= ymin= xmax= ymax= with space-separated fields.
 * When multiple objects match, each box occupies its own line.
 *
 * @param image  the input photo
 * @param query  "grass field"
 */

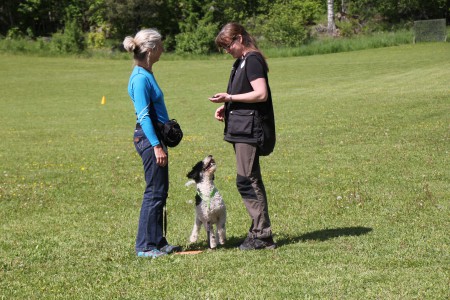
xmin=1 ymin=43 xmax=449 ymax=299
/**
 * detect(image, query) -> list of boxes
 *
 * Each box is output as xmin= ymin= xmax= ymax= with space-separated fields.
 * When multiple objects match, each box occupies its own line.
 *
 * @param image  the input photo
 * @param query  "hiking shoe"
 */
xmin=239 ymin=236 xmax=277 ymax=250
xmin=137 ymin=249 xmax=167 ymax=258
xmin=160 ymin=244 xmax=182 ymax=254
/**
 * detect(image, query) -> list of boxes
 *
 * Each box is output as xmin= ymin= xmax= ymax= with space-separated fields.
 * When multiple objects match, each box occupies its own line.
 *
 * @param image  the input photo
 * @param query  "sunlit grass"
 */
xmin=1 ymin=43 xmax=449 ymax=299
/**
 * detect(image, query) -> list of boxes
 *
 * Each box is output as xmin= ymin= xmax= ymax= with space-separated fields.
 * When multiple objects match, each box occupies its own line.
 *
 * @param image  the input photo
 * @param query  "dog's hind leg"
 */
xmin=189 ymin=216 xmax=202 ymax=243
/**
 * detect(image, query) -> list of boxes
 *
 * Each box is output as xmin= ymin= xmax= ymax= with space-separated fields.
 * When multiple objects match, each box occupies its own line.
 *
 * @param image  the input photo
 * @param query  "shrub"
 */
xmin=87 ymin=24 xmax=115 ymax=50
xmin=175 ymin=20 xmax=218 ymax=55
xmin=6 ymin=27 xmax=24 ymax=39
xmin=50 ymin=19 xmax=85 ymax=54
xmin=87 ymin=31 xmax=106 ymax=49
xmin=337 ymin=20 xmax=358 ymax=37
xmin=262 ymin=0 xmax=323 ymax=47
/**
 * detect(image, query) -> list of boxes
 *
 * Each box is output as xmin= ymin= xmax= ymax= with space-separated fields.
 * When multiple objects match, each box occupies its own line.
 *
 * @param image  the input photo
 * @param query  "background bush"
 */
xmin=87 ymin=31 xmax=106 ymax=49
xmin=261 ymin=0 xmax=322 ymax=47
xmin=50 ymin=19 xmax=85 ymax=54
xmin=175 ymin=20 xmax=218 ymax=54
xmin=0 ymin=0 xmax=448 ymax=54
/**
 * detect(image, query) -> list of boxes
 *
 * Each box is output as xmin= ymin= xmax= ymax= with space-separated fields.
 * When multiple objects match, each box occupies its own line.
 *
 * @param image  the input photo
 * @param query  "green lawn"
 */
xmin=1 ymin=43 xmax=449 ymax=299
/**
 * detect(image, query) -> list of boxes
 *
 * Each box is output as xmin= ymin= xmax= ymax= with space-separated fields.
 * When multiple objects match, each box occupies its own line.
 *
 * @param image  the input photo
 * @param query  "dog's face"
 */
xmin=186 ymin=155 xmax=216 ymax=183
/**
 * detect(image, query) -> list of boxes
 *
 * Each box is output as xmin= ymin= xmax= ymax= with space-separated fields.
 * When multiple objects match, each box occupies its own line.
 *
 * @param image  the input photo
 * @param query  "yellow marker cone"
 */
xmin=101 ymin=96 xmax=106 ymax=105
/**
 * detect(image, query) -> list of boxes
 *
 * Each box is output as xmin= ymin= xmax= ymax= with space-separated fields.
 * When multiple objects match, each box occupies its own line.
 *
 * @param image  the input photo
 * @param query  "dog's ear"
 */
xmin=186 ymin=169 xmax=197 ymax=180
xmin=186 ymin=161 xmax=203 ymax=182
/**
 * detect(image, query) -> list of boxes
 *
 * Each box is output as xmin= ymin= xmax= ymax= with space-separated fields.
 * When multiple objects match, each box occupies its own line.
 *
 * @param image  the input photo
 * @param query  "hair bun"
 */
xmin=123 ymin=36 xmax=136 ymax=53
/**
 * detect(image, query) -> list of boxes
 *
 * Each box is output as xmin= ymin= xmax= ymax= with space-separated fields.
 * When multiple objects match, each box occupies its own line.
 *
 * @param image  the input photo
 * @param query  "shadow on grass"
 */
xmin=183 ymin=226 xmax=372 ymax=250
xmin=184 ymin=236 xmax=245 ymax=251
xmin=276 ymin=226 xmax=373 ymax=247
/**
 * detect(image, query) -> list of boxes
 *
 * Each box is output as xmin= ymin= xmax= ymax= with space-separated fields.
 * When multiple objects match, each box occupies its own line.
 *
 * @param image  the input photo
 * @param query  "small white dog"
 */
xmin=186 ymin=155 xmax=226 ymax=249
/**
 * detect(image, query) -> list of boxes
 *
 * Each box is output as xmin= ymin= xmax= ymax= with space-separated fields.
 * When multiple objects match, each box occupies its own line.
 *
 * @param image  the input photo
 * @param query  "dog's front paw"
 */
xmin=189 ymin=234 xmax=198 ymax=243
xmin=185 ymin=180 xmax=196 ymax=187
xmin=209 ymin=235 xmax=218 ymax=249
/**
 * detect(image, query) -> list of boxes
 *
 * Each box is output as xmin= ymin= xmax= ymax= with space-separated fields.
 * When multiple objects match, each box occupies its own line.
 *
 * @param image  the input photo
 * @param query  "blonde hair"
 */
xmin=123 ymin=28 xmax=162 ymax=65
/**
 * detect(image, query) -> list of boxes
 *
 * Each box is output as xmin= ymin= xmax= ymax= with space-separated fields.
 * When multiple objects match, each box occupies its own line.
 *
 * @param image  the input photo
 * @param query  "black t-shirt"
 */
xmin=230 ymin=54 xmax=266 ymax=95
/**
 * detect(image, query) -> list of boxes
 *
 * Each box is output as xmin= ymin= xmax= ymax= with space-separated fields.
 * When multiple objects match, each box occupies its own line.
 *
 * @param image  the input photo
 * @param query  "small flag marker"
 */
xmin=101 ymin=96 xmax=106 ymax=105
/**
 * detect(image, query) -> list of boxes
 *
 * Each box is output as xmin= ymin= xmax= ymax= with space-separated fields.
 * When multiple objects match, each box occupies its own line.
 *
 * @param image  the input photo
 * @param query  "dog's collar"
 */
xmin=197 ymin=187 xmax=218 ymax=209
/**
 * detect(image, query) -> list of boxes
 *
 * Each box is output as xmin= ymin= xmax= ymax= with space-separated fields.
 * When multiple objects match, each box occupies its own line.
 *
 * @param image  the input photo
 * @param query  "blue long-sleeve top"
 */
xmin=127 ymin=66 xmax=169 ymax=146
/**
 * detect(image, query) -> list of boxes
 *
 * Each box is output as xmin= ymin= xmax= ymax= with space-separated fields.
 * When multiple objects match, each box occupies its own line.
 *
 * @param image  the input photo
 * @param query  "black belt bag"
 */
xmin=135 ymin=119 xmax=183 ymax=148
xmin=156 ymin=119 xmax=183 ymax=148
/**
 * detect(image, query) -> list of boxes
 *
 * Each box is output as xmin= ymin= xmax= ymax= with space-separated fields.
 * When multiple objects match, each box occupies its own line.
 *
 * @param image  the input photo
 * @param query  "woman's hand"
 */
xmin=154 ymin=145 xmax=167 ymax=167
xmin=209 ymin=93 xmax=231 ymax=103
xmin=209 ymin=78 xmax=267 ymax=105
xmin=214 ymin=105 xmax=225 ymax=122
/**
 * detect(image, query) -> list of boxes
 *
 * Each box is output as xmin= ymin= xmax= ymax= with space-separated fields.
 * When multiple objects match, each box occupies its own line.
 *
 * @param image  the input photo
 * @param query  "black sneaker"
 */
xmin=160 ymin=244 xmax=182 ymax=254
xmin=238 ymin=236 xmax=255 ymax=250
xmin=239 ymin=236 xmax=277 ymax=250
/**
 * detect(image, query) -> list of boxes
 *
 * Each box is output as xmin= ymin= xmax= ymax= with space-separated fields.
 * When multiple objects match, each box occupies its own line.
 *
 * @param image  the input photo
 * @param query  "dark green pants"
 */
xmin=234 ymin=143 xmax=273 ymax=239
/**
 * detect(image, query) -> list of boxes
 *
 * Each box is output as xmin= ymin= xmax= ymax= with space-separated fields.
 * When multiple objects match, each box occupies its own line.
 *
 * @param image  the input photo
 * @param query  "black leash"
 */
xmin=163 ymin=205 xmax=167 ymax=237
xmin=206 ymin=222 xmax=211 ymax=249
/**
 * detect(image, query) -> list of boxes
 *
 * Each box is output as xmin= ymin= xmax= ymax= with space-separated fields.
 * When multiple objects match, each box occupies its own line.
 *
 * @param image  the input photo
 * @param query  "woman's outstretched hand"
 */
xmin=209 ymin=93 xmax=230 ymax=103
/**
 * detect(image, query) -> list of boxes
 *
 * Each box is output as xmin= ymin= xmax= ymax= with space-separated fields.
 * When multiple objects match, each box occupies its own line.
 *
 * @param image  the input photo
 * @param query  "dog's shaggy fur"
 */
xmin=186 ymin=155 xmax=226 ymax=248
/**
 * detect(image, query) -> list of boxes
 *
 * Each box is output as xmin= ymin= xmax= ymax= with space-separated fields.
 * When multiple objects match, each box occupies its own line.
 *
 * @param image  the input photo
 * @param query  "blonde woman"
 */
xmin=123 ymin=29 xmax=181 ymax=258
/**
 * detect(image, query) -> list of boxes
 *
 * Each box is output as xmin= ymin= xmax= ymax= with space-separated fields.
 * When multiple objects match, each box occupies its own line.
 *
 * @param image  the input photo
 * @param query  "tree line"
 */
xmin=0 ymin=0 xmax=448 ymax=54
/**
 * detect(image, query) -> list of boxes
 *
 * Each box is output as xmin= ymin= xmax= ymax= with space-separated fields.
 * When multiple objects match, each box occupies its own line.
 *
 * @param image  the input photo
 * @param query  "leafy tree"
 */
xmin=174 ymin=0 xmax=275 ymax=53
xmin=211 ymin=0 xmax=271 ymax=25
xmin=174 ymin=0 xmax=218 ymax=53
xmin=86 ymin=0 xmax=107 ymax=27
xmin=1 ymin=0 xmax=64 ymax=37
xmin=0 ymin=0 xmax=103 ymax=38
xmin=104 ymin=0 xmax=179 ymax=49
xmin=341 ymin=0 xmax=448 ymax=23
xmin=262 ymin=0 xmax=323 ymax=47
xmin=175 ymin=19 xmax=217 ymax=54
xmin=1 ymin=0 xmax=448 ymax=51
xmin=50 ymin=15 xmax=85 ymax=53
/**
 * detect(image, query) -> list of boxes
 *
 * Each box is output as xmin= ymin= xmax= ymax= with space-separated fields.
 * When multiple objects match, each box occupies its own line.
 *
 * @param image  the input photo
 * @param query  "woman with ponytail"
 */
xmin=123 ymin=29 xmax=181 ymax=258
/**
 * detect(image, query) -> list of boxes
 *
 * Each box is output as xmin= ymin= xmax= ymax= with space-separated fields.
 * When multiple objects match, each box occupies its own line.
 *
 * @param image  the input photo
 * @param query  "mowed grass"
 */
xmin=0 ymin=43 xmax=449 ymax=299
